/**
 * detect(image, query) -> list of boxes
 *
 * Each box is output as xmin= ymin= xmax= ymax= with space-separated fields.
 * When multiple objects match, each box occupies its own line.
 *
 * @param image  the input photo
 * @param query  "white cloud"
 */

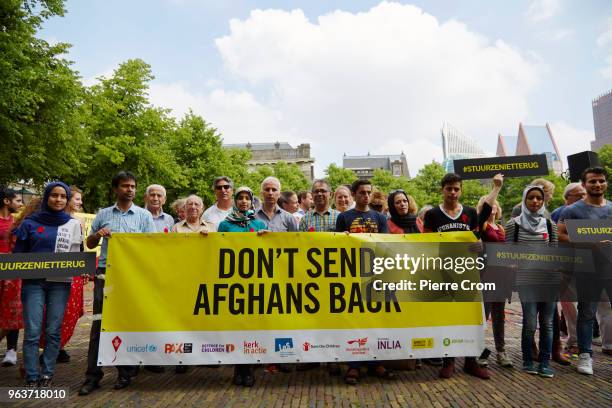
xmin=149 ymin=83 xmax=294 ymax=143
xmin=81 ymin=68 xmax=116 ymax=87
xmin=597 ymin=18 xmax=612 ymax=78
xmin=549 ymin=121 xmax=594 ymax=168
xmin=547 ymin=29 xmax=574 ymax=41
xmin=526 ymin=0 xmax=562 ymax=22
xmin=154 ymin=2 xmax=541 ymax=176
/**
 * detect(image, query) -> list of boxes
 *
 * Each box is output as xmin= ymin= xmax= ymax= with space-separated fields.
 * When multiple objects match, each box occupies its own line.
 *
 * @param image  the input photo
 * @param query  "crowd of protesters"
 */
xmin=0 ymin=165 xmax=610 ymax=393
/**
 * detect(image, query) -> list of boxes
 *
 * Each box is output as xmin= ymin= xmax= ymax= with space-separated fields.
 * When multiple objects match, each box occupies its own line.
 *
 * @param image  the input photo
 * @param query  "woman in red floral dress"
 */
xmin=0 ymin=187 xmax=24 ymax=366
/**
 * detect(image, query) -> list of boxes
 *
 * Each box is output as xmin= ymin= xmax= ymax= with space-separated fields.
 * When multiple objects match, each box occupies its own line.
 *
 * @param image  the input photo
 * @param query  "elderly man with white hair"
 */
xmin=172 ymin=195 xmax=214 ymax=233
xmin=144 ymin=184 xmax=175 ymax=233
xmin=550 ymin=182 xmax=586 ymax=223
xmin=255 ymin=177 xmax=298 ymax=232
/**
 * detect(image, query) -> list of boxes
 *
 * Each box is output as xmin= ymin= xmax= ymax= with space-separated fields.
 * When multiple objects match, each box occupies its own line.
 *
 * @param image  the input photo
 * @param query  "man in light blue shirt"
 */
xmin=79 ymin=171 xmax=154 ymax=396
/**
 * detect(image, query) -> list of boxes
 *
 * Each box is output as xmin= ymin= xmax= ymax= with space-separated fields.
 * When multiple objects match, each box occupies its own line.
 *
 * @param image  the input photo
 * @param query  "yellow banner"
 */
xmin=102 ymin=232 xmax=483 ymax=333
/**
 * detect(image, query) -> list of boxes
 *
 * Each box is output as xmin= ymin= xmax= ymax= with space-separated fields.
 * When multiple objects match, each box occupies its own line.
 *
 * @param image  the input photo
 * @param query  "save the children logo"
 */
xmin=346 ymin=337 xmax=369 ymax=355
xmin=274 ymin=338 xmax=295 ymax=357
xmin=303 ymin=342 xmax=340 ymax=351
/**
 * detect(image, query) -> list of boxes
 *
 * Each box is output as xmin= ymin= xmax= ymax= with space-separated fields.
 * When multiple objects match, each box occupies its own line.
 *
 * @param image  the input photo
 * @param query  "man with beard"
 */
xmin=558 ymin=167 xmax=612 ymax=375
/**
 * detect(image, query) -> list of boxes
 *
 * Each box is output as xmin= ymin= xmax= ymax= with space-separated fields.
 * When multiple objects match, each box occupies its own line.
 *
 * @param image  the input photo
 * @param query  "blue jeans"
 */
xmin=519 ymin=286 xmax=555 ymax=365
xmin=21 ymin=280 xmax=71 ymax=382
xmin=576 ymin=277 xmax=612 ymax=355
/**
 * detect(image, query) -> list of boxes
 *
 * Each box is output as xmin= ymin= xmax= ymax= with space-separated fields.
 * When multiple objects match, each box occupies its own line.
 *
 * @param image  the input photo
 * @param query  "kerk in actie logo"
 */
xmin=274 ymin=338 xmax=295 ymax=357
xmin=243 ymin=340 xmax=267 ymax=355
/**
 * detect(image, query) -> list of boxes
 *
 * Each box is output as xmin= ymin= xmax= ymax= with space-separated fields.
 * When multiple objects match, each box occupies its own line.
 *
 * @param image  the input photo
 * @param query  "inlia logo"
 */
xmin=443 ymin=338 xmax=451 ymax=347
xmin=377 ymin=338 xmax=401 ymax=350
xmin=275 ymin=338 xmax=295 ymax=357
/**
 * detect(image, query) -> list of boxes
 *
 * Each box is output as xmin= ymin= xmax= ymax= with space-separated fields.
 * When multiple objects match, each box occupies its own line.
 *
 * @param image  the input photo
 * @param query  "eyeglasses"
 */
xmin=215 ymin=185 xmax=231 ymax=191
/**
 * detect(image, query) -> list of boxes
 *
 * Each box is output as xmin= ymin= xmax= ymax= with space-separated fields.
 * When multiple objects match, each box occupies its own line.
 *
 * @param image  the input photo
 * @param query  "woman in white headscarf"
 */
xmin=505 ymin=185 xmax=558 ymax=379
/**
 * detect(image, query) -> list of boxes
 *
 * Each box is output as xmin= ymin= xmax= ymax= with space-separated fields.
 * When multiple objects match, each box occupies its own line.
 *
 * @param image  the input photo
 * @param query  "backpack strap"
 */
xmin=513 ymin=221 xmax=519 ymax=243
xmin=546 ymin=218 xmax=553 ymax=241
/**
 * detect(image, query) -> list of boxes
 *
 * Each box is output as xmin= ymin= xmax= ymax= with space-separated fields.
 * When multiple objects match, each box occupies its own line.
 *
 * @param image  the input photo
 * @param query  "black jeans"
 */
xmin=85 ymin=268 xmax=137 ymax=381
xmin=6 ymin=330 xmax=18 ymax=351
xmin=484 ymin=302 xmax=506 ymax=352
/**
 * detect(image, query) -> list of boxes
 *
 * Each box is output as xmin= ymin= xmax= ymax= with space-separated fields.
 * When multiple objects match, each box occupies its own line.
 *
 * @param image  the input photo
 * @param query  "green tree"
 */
xmin=171 ymin=112 xmax=251 ymax=206
xmin=410 ymin=161 xmax=446 ymax=207
xmin=243 ymin=161 xmax=310 ymax=194
xmin=73 ymin=59 xmax=185 ymax=210
xmin=0 ymin=0 xmax=86 ymax=185
xmin=324 ymin=163 xmax=357 ymax=191
xmin=597 ymin=144 xmax=612 ymax=200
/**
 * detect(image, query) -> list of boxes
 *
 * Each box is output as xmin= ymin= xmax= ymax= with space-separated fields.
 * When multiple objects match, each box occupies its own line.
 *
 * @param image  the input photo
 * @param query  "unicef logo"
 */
xmin=443 ymin=338 xmax=450 ymax=347
xmin=148 ymin=344 xmax=157 ymax=352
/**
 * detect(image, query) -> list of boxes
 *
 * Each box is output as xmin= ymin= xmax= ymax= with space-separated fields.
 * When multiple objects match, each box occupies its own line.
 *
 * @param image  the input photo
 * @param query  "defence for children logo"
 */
xmin=346 ymin=337 xmax=369 ymax=355
xmin=274 ymin=338 xmax=296 ymax=358
xmin=243 ymin=340 xmax=267 ymax=355
xmin=201 ymin=343 xmax=235 ymax=353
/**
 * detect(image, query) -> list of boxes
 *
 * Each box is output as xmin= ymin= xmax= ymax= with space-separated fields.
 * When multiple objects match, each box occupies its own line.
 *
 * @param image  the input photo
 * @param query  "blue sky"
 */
xmin=41 ymin=0 xmax=612 ymax=175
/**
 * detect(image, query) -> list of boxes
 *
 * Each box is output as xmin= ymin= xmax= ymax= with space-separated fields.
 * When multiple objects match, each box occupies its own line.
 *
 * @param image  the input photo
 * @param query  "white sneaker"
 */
xmin=1 ymin=349 xmax=17 ymax=366
xmin=496 ymin=351 xmax=513 ymax=367
xmin=577 ymin=353 xmax=593 ymax=375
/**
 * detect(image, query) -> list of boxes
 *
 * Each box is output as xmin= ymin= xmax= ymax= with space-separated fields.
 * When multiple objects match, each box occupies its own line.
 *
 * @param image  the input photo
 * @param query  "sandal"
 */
xmin=344 ymin=367 xmax=360 ymax=385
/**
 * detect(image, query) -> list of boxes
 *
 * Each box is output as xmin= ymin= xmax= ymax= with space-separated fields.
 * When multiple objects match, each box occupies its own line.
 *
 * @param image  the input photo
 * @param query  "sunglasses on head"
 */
xmin=215 ymin=184 xmax=231 ymax=190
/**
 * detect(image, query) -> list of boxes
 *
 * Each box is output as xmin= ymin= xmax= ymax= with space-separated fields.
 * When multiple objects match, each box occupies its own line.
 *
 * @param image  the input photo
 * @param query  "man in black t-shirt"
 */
xmin=423 ymin=173 xmax=498 ymax=380
xmin=336 ymin=180 xmax=388 ymax=233
xmin=336 ymin=179 xmax=393 ymax=385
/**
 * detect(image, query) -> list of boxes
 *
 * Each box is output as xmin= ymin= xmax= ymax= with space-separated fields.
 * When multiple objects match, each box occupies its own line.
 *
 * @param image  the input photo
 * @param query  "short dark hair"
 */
xmin=311 ymin=179 xmax=330 ymax=192
xmin=350 ymin=179 xmax=372 ymax=194
xmin=278 ymin=191 xmax=296 ymax=207
xmin=0 ymin=187 xmax=17 ymax=209
xmin=112 ymin=171 xmax=137 ymax=188
xmin=441 ymin=173 xmax=462 ymax=188
xmin=297 ymin=190 xmax=310 ymax=203
xmin=581 ymin=166 xmax=608 ymax=183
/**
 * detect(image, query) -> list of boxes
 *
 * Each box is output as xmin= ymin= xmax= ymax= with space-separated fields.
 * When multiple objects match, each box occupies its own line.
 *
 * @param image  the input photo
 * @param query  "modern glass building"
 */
xmin=592 ymin=89 xmax=612 ymax=151
xmin=440 ymin=122 xmax=486 ymax=173
xmin=495 ymin=123 xmax=563 ymax=175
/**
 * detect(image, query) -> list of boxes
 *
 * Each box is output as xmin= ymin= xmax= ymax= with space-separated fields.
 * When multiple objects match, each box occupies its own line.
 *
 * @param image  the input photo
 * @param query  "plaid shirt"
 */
xmin=299 ymin=208 xmax=340 ymax=232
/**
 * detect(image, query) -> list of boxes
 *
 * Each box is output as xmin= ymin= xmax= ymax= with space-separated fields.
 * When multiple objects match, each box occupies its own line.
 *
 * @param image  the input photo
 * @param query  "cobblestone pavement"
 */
xmin=1 ymin=283 xmax=610 ymax=407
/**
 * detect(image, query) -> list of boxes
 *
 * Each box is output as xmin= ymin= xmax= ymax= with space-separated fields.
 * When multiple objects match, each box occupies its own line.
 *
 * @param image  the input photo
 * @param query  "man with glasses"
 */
xmin=550 ymin=182 xmax=586 ymax=224
xmin=203 ymin=176 xmax=234 ymax=231
xmin=299 ymin=180 xmax=339 ymax=232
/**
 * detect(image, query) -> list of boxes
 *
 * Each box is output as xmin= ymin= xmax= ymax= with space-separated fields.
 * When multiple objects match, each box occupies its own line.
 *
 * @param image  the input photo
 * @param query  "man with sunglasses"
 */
xmin=203 ymin=176 xmax=234 ymax=231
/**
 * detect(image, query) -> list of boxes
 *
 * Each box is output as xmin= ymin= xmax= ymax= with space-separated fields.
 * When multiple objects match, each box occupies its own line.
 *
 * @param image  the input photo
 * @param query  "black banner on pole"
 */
xmin=565 ymin=219 xmax=612 ymax=243
xmin=454 ymin=154 xmax=549 ymax=180
xmin=0 ymin=252 xmax=96 ymax=279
